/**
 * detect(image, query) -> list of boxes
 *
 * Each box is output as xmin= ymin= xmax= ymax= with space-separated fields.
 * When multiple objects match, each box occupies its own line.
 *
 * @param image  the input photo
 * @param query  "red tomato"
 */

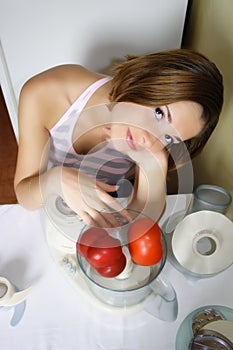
xmin=87 ymin=235 xmax=124 ymax=268
xmin=128 ymin=218 xmax=163 ymax=266
xmin=96 ymin=254 xmax=127 ymax=278
xmin=76 ymin=227 xmax=108 ymax=257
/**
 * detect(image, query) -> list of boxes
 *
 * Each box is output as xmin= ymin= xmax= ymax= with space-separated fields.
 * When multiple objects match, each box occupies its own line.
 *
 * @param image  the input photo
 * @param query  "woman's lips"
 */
xmin=126 ymin=128 xmax=137 ymax=150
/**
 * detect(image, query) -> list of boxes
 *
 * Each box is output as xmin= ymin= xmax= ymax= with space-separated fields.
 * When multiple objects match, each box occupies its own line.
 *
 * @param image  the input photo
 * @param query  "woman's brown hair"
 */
xmin=109 ymin=49 xmax=224 ymax=171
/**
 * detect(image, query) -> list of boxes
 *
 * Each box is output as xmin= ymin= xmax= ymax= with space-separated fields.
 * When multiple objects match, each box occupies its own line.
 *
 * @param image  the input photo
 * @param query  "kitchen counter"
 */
xmin=0 ymin=194 xmax=233 ymax=350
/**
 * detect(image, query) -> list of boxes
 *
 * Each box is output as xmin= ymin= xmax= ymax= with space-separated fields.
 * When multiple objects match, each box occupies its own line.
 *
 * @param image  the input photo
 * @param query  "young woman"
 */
xmin=14 ymin=49 xmax=223 ymax=227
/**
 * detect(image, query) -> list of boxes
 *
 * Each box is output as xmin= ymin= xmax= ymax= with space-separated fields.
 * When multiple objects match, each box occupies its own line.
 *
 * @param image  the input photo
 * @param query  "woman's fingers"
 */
xmin=97 ymin=193 xmax=132 ymax=222
xmin=99 ymin=209 xmax=129 ymax=227
xmin=78 ymin=204 xmax=131 ymax=228
xmin=96 ymin=181 xmax=119 ymax=193
xmin=61 ymin=170 xmax=132 ymax=227
xmin=79 ymin=208 xmax=121 ymax=228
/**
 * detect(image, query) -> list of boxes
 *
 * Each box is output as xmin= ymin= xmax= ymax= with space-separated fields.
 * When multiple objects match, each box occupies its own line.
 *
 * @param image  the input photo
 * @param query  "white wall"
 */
xmin=0 ymin=0 xmax=188 ymax=138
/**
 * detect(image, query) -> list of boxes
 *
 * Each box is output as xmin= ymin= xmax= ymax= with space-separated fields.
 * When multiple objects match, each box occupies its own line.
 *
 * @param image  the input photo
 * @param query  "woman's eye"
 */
xmin=154 ymin=107 xmax=164 ymax=120
xmin=164 ymin=134 xmax=174 ymax=145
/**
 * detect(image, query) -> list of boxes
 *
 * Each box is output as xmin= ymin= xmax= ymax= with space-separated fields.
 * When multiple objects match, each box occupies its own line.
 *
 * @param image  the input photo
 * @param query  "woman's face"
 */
xmin=108 ymin=101 xmax=204 ymax=154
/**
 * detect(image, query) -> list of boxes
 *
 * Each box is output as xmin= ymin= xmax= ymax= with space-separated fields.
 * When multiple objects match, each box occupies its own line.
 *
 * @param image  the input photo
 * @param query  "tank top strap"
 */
xmin=73 ymin=76 xmax=112 ymax=112
xmin=50 ymin=76 xmax=112 ymax=134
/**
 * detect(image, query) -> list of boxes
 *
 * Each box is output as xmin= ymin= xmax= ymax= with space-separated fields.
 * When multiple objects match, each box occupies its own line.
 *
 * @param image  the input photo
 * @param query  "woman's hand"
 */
xmin=123 ymin=148 xmax=167 ymax=222
xmin=60 ymin=167 xmax=132 ymax=227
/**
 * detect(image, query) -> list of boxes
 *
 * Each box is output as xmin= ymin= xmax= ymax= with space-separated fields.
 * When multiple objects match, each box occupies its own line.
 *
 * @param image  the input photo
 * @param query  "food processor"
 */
xmin=44 ymin=194 xmax=178 ymax=321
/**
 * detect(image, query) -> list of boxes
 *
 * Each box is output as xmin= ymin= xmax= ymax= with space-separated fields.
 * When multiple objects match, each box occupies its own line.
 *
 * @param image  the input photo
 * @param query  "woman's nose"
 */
xmin=140 ymin=131 xmax=165 ymax=153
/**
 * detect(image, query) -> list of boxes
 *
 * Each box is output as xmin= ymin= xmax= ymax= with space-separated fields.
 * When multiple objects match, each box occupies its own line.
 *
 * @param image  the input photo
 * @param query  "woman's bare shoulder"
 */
xmin=20 ymin=64 xmax=102 ymax=104
xmin=22 ymin=64 xmax=99 ymax=88
xmin=18 ymin=64 xmax=102 ymax=129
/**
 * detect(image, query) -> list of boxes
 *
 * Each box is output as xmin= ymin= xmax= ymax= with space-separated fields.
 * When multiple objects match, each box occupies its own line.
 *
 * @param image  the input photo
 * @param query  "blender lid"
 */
xmin=172 ymin=211 xmax=233 ymax=275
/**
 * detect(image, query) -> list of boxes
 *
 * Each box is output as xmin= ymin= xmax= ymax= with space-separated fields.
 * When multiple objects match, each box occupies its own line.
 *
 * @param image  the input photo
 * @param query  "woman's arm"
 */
xmin=14 ymin=64 xmax=97 ymax=208
xmin=127 ymin=149 xmax=168 ymax=221
xmin=14 ymin=76 xmax=55 ymax=209
xmin=14 ymin=68 xmax=132 ymax=227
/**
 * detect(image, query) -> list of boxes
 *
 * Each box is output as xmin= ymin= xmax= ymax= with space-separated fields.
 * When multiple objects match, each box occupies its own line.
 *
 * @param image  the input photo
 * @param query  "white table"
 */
xmin=0 ymin=195 xmax=233 ymax=350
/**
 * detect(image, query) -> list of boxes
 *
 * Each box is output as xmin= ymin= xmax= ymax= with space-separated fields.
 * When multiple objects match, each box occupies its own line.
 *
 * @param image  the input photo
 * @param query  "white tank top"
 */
xmin=48 ymin=77 xmax=135 ymax=188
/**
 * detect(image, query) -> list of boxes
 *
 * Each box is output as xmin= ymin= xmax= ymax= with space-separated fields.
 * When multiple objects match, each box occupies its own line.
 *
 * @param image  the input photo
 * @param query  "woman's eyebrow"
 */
xmin=174 ymin=135 xmax=182 ymax=142
xmin=166 ymin=105 xmax=172 ymax=123
xmin=166 ymin=105 xmax=182 ymax=143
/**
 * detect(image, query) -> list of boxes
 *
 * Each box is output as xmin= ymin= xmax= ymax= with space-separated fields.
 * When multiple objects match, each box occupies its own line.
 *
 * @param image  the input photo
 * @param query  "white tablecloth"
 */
xmin=0 ymin=195 xmax=233 ymax=350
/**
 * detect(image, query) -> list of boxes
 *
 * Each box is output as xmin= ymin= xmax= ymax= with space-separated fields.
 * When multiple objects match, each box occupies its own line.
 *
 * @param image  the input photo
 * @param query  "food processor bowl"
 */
xmin=77 ymin=241 xmax=166 ymax=308
xmin=76 ymin=212 xmax=178 ymax=321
